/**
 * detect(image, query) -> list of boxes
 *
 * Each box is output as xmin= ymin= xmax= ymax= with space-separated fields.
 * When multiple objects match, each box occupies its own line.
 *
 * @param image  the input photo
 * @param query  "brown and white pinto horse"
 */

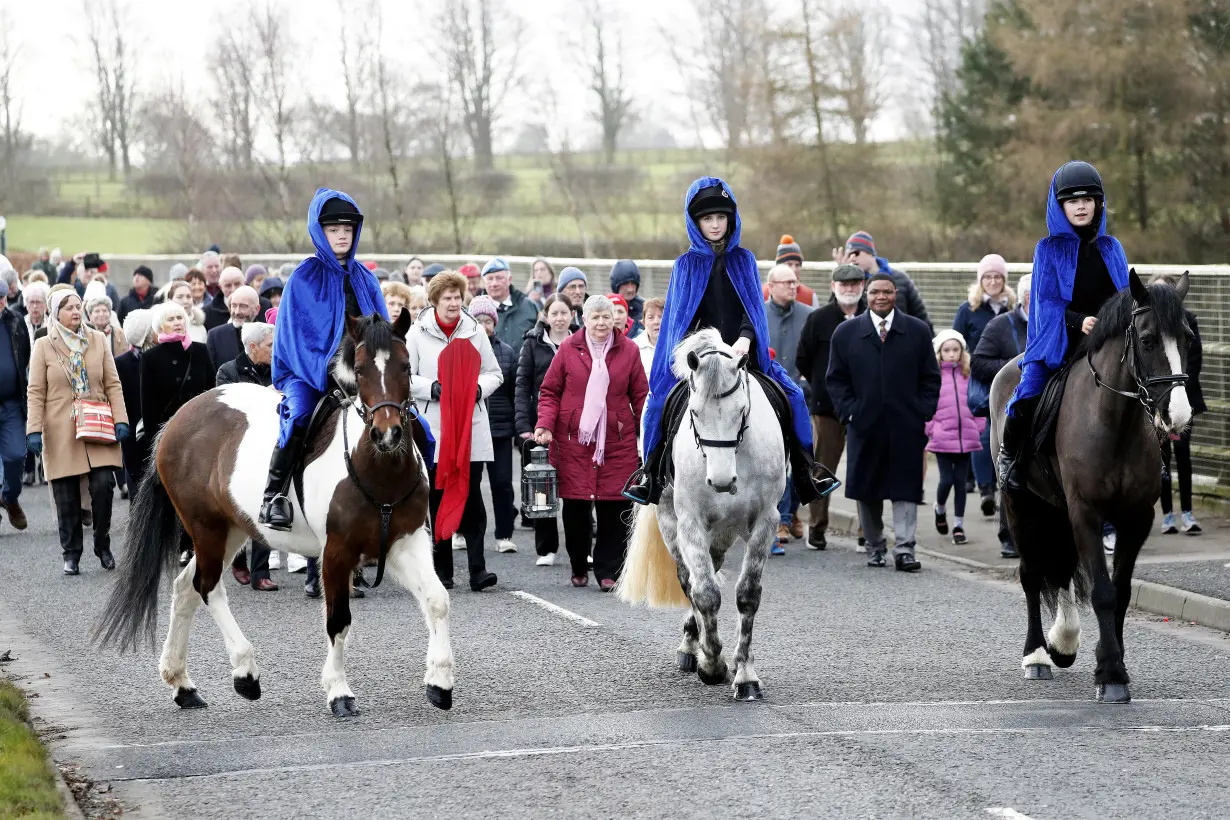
xmin=94 ymin=311 xmax=452 ymax=717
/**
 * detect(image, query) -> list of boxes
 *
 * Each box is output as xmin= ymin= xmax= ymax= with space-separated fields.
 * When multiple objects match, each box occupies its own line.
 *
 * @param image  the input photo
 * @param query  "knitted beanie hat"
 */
xmin=932 ymin=328 xmax=968 ymax=355
xmin=558 ymin=267 xmax=587 ymax=289
xmin=976 ymin=253 xmax=1008 ymax=281
xmin=775 ymin=235 xmax=803 ymax=265
xmin=468 ymin=294 xmax=499 ymax=322
xmin=845 ymin=230 xmax=876 ymax=257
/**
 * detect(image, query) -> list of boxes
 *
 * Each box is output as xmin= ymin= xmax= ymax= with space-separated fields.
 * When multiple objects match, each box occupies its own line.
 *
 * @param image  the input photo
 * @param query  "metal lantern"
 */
xmin=520 ymin=446 xmax=560 ymax=519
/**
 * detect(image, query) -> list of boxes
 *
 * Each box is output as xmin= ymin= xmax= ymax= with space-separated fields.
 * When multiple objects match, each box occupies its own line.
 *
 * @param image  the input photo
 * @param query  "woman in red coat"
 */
xmin=535 ymin=295 xmax=649 ymax=590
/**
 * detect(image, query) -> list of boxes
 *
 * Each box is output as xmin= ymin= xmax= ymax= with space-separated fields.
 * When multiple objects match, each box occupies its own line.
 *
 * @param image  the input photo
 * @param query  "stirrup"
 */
xmin=622 ymin=469 xmax=653 ymax=505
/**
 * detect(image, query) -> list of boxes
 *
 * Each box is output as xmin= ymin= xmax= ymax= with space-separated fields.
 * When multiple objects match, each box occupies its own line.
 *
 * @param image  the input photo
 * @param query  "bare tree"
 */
xmin=250 ymin=1 xmax=298 ymax=251
xmin=428 ymin=84 xmax=470 ymax=253
xmin=211 ymin=20 xmax=258 ymax=170
xmin=438 ymin=0 xmax=524 ymax=172
xmin=825 ymin=2 xmax=889 ymax=145
xmin=138 ymin=81 xmax=215 ymax=217
xmin=83 ymin=0 xmax=138 ymax=180
xmin=338 ymin=0 xmax=373 ymax=169
xmin=799 ymin=0 xmax=842 ymax=239
xmin=0 ymin=9 xmax=27 ymax=195
xmin=540 ymin=84 xmax=597 ymax=257
xmin=583 ymin=0 xmax=634 ymax=165
xmin=917 ymin=0 xmax=986 ymax=113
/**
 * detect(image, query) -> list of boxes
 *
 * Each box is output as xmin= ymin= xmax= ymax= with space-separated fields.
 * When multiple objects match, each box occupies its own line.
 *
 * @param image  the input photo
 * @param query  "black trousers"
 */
xmin=429 ymin=464 xmax=488 ymax=583
xmin=1160 ymin=428 xmax=1194 ymax=514
xmin=50 ymin=467 xmax=115 ymax=560
xmin=489 ymin=436 xmax=516 ymax=540
xmin=562 ymin=498 xmax=632 ymax=580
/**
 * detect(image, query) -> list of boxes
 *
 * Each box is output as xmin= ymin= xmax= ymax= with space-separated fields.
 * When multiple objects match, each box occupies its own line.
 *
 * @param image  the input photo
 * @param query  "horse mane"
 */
xmin=672 ymin=328 xmax=738 ymax=399
xmin=1087 ymin=282 xmax=1187 ymax=354
xmin=332 ymin=314 xmax=398 ymax=390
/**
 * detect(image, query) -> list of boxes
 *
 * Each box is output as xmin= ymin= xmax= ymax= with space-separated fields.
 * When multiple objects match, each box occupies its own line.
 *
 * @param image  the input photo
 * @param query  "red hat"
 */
xmin=607 ymin=294 xmax=633 ymax=333
xmin=768 ymin=347 xmax=777 ymax=360
xmin=363 ymin=260 xmax=378 ymax=271
xmin=459 ymin=263 xmax=482 ymax=279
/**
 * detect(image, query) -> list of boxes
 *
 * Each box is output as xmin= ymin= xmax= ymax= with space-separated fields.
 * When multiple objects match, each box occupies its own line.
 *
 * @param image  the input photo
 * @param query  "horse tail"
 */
xmin=615 ymin=504 xmax=690 ymax=609
xmin=92 ymin=461 xmax=183 ymax=652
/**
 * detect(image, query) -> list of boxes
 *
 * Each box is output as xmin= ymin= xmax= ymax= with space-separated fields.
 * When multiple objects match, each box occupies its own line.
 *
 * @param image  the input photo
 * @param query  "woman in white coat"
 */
xmin=407 ymin=270 xmax=503 ymax=592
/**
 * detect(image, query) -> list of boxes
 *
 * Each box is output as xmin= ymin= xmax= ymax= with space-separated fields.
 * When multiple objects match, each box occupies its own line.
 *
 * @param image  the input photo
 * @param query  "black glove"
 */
xmin=475 ymin=386 xmax=483 ymax=404
xmin=431 ymin=381 xmax=442 ymax=401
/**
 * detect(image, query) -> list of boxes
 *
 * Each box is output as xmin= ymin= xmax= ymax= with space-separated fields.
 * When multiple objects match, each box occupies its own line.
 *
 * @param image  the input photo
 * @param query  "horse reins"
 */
xmin=1087 ymin=304 xmax=1188 ymax=414
xmin=330 ymin=341 xmax=424 ymax=589
xmin=687 ymin=349 xmax=751 ymax=459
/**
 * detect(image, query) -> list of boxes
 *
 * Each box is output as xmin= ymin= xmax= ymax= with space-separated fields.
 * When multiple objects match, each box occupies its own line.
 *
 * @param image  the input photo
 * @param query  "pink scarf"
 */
xmin=158 ymin=332 xmax=191 ymax=350
xmin=577 ymin=331 xmax=612 ymax=465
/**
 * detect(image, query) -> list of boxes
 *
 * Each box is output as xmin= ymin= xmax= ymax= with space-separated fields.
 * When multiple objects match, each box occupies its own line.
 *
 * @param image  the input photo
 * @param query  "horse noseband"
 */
xmin=358 ymin=398 xmax=414 ymax=427
xmin=688 ymin=368 xmax=751 ymax=457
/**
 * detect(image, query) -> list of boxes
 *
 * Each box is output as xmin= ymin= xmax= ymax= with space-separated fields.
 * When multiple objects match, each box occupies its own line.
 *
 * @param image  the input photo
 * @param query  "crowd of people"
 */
xmin=0 ymin=163 xmax=1207 ymax=591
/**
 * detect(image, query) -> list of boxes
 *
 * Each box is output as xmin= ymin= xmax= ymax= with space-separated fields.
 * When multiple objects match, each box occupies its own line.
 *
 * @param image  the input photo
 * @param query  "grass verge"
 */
xmin=0 ymin=679 xmax=66 ymax=819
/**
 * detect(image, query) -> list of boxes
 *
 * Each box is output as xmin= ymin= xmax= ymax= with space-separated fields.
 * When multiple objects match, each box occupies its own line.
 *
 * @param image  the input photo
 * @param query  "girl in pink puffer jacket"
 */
xmin=925 ymin=329 xmax=986 ymax=544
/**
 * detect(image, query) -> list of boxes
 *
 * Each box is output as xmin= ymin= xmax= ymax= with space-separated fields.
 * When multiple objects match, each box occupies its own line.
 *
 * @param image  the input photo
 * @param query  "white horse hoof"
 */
xmin=1024 ymin=663 xmax=1053 ymax=680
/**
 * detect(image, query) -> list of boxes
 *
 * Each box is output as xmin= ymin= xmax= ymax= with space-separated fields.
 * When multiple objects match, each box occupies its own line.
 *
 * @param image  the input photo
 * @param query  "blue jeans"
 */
xmin=0 ymin=399 xmax=25 ymax=504
xmin=971 ymin=425 xmax=993 ymax=489
xmin=777 ymin=482 xmax=798 ymax=525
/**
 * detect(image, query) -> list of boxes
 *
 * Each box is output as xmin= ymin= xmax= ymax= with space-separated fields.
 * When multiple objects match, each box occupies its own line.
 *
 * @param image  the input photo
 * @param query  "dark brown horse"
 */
xmin=991 ymin=270 xmax=1192 ymax=703
xmin=94 ymin=311 xmax=452 ymax=717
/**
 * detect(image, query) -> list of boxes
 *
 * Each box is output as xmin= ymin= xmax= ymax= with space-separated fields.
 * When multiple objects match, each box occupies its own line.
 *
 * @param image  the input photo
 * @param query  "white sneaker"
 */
xmin=535 ymin=553 xmax=556 ymax=566
xmin=1102 ymin=531 xmax=1117 ymax=555
xmin=268 ymin=550 xmax=281 ymax=570
xmin=286 ymin=552 xmax=307 ymax=573
xmin=453 ymin=534 xmax=465 ymax=551
xmin=498 ymin=539 xmax=517 ymax=553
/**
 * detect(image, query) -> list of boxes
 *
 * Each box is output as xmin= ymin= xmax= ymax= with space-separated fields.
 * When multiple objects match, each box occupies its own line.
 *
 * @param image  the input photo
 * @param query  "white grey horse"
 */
xmin=617 ymin=329 xmax=786 ymax=701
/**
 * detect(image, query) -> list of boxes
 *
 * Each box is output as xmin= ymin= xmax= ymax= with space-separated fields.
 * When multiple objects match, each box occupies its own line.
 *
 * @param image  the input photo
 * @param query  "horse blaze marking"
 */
xmin=374 ymin=351 xmax=389 ymax=394
xmin=509 ymin=591 xmax=602 ymax=628
xmin=986 ymin=809 xmax=1034 ymax=820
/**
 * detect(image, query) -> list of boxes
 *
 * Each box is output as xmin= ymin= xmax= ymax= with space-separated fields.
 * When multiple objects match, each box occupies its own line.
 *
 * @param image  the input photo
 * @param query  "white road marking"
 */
xmin=986 ymin=809 xmax=1034 ymax=820
xmin=509 ymin=591 xmax=602 ymax=628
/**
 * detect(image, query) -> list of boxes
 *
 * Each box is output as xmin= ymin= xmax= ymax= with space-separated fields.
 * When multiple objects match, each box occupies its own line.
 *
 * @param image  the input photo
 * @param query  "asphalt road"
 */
xmin=2 ymin=484 xmax=1229 ymax=820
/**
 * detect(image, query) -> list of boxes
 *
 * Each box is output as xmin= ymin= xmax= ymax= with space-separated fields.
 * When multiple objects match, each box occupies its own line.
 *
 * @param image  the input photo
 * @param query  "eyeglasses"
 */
xmin=772 ymin=280 xmax=799 ymax=287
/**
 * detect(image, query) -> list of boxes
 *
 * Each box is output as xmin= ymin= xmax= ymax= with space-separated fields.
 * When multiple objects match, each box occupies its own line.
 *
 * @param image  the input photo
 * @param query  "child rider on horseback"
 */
xmin=998 ymin=160 xmax=1130 ymax=492
xmin=623 ymin=176 xmax=839 ymax=506
xmin=259 ymin=188 xmax=389 ymax=530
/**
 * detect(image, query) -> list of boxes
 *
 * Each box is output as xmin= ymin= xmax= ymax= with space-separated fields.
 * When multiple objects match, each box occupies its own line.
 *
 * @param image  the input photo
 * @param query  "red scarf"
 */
xmin=434 ymin=335 xmax=481 ymax=540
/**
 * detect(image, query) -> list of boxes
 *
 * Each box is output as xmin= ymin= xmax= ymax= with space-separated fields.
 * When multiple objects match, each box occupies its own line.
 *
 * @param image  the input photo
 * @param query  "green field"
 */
xmin=0 ymin=680 xmax=66 ymax=819
xmin=5 ymin=216 xmax=187 ymax=256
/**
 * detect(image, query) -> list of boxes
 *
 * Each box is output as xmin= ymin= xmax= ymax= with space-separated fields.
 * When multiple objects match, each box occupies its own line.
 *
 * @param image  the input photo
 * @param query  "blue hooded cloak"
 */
xmin=1007 ymin=168 xmax=1129 ymax=415
xmin=642 ymin=177 xmax=813 ymax=455
xmin=273 ymin=188 xmax=388 ymax=445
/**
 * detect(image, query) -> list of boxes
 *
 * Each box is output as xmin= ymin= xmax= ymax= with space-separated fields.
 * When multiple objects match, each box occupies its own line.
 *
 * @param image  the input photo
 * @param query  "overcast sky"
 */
xmin=9 ymin=0 xmax=926 ymax=151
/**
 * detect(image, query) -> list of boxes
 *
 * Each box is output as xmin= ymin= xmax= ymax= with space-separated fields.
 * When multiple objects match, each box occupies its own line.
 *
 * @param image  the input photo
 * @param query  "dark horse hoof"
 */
xmin=1024 ymin=664 xmax=1054 ymax=680
xmin=1047 ymin=645 xmax=1078 ymax=669
xmin=329 ymin=695 xmax=360 ymax=717
xmin=677 ymin=651 xmax=698 ymax=674
xmin=1096 ymin=683 xmax=1131 ymax=704
xmin=233 ymin=674 xmax=262 ymax=701
xmin=174 ymin=688 xmax=208 ymax=709
xmin=734 ymin=681 xmax=763 ymax=702
xmin=425 ymin=684 xmax=453 ymax=711
xmin=697 ymin=662 xmax=728 ymax=686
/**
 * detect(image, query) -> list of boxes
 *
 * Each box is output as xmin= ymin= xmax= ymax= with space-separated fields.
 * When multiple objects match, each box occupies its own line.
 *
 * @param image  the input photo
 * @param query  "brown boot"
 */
xmin=790 ymin=515 xmax=804 ymax=540
xmin=3 ymin=501 xmax=27 ymax=530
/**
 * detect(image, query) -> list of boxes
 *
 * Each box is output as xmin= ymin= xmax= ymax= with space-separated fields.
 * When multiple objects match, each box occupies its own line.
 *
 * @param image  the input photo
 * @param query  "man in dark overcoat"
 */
xmin=826 ymin=273 xmax=940 ymax=572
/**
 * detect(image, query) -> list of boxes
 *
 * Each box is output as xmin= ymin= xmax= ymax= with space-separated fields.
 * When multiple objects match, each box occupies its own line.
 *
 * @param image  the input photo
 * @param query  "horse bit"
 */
xmin=688 ymin=349 xmax=751 ymax=460
xmin=329 ymin=337 xmax=423 ymax=588
xmin=1087 ymin=303 xmax=1188 ymax=414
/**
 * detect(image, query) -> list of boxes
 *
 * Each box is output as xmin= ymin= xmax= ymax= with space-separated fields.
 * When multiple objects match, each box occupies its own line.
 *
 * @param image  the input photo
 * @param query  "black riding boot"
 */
xmin=623 ymin=439 xmax=670 ymax=506
xmin=998 ymin=397 xmax=1039 ymax=493
xmin=790 ymin=443 xmax=840 ymax=505
xmin=259 ymin=428 xmax=306 ymax=531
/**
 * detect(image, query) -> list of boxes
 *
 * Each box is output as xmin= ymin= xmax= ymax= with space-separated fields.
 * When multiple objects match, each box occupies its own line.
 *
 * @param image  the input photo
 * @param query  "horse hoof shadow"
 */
xmin=1096 ymin=683 xmax=1131 ymax=704
xmin=697 ymin=663 xmax=728 ymax=686
xmin=1024 ymin=664 xmax=1054 ymax=681
xmin=174 ymin=688 xmax=208 ymax=709
xmin=425 ymin=684 xmax=453 ymax=711
xmin=233 ymin=674 xmax=262 ymax=701
xmin=676 ymin=652 xmax=698 ymax=674
xmin=734 ymin=682 xmax=763 ymax=701
xmin=329 ymin=695 xmax=360 ymax=717
xmin=1047 ymin=646 xmax=1078 ymax=668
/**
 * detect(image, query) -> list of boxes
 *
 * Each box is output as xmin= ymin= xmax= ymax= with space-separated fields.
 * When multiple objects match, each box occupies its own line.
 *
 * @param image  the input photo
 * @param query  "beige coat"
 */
xmin=26 ymin=325 xmax=129 ymax=480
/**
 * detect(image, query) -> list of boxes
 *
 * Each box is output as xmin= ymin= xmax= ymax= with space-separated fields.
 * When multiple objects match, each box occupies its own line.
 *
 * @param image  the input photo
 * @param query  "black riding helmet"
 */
xmin=319 ymin=197 xmax=364 ymax=227
xmin=1054 ymin=161 xmax=1105 ymax=202
xmin=688 ymin=184 xmax=736 ymax=221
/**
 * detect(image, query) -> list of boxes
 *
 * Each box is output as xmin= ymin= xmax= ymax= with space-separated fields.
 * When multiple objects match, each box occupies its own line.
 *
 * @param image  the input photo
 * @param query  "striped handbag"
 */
xmin=73 ymin=398 xmax=117 ymax=444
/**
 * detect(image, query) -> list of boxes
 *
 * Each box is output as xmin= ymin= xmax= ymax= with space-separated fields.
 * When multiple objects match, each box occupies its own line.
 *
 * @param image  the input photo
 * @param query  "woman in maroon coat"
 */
xmin=535 ymin=295 xmax=649 ymax=590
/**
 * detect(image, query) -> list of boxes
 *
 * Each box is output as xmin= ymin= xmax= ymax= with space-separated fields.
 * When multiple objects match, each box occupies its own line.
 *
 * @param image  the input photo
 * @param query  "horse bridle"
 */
xmin=330 ymin=336 xmax=423 ymax=589
xmin=1087 ymin=303 xmax=1188 ymax=414
xmin=687 ymin=349 xmax=750 ymax=457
